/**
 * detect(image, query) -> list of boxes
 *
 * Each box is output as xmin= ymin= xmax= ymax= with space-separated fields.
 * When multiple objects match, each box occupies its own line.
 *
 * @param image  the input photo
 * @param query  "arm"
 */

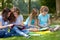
xmin=20 ymin=15 xmax=24 ymax=26
xmin=34 ymin=19 xmax=40 ymax=28
xmin=19 ymin=21 xmax=24 ymax=26
xmin=38 ymin=15 xmax=41 ymax=27
xmin=0 ymin=22 xmax=7 ymax=29
xmin=37 ymin=19 xmax=40 ymax=27
xmin=28 ymin=18 xmax=32 ymax=26
xmin=14 ymin=15 xmax=24 ymax=26
xmin=34 ymin=19 xmax=38 ymax=26
xmin=48 ymin=14 xmax=51 ymax=25
xmin=0 ymin=22 xmax=13 ymax=29
xmin=28 ymin=14 xmax=32 ymax=26
xmin=48 ymin=18 xmax=51 ymax=25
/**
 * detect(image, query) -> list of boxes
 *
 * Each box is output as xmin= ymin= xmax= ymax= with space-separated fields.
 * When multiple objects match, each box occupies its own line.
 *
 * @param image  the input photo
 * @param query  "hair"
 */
xmin=30 ymin=8 xmax=38 ymax=19
xmin=8 ymin=12 xmax=16 ymax=23
xmin=13 ymin=7 xmax=20 ymax=15
xmin=40 ymin=6 xmax=49 ymax=13
xmin=8 ymin=7 xmax=20 ymax=23
xmin=2 ymin=7 xmax=11 ymax=21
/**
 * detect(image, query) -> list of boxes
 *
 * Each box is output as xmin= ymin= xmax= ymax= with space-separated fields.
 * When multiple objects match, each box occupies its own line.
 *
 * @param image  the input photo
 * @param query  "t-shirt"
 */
xmin=38 ymin=13 xmax=50 ymax=27
xmin=0 ymin=16 xmax=8 ymax=31
xmin=12 ymin=15 xmax=23 ymax=25
xmin=24 ymin=17 xmax=35 ymax=25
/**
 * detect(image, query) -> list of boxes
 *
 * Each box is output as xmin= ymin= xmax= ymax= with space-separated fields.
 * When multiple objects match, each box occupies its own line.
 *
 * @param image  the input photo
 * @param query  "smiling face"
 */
xmin=11 ymin=7 xmax=20 ymax=18
xmin=13 ymin=12 xmax=18 ymax=18
xmin=42 ymin=11 xmax=48 ymax=16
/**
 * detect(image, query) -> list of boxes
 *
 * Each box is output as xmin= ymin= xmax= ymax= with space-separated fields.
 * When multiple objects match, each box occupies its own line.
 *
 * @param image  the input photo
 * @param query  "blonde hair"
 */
xmin=40 ymin=6 xmax=49 ymax=13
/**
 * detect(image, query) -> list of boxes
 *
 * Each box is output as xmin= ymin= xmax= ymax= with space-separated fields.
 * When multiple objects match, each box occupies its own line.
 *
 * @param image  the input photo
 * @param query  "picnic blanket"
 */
xmin=28 ymin=25 xmax=55 ymax=36
xmin=29 ymin=25 xmax=60 ymax=36
xmin=28 ymin=27 xmax=51 ymax=36
xmin=29 ymin=30 xmax=51 ymax=36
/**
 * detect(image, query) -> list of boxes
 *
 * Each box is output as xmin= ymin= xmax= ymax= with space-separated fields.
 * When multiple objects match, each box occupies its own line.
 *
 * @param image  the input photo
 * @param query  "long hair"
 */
xmin=8 ymin=7 xmax=20 ymax=23
xmin=8 ymin=12 xmax=16 ymax=23
xmin=11 ymin=7 xmax=20 ymax=15
xmin=2 ymin=8 xmax=11 ymax=21
xmin=30 ymin=8 xmax=38 ymax=19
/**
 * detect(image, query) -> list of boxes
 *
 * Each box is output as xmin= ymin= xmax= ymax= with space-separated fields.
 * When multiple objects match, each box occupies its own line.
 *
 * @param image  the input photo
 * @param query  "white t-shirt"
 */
xmin=13 ymin=15 xmax=23 ymax=25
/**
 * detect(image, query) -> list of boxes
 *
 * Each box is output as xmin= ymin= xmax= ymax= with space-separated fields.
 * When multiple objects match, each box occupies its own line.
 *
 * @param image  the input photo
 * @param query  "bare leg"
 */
xmin=50 ymin=25 xmax=60 ymax=32
xmin=54 ymin=26 xmax=60 ymax=31
xmin=26 ymin=28 xmax=39 ymax=32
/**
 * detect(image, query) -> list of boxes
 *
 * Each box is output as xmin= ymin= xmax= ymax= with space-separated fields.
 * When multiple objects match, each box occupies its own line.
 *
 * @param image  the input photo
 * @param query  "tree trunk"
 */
xmin=2 ymin=0 xmax=4 ymax=9
xmin=56 ymin=0 xmax=60 ymax=17
xmin=29 ymin=0 xmax=31 ymax=14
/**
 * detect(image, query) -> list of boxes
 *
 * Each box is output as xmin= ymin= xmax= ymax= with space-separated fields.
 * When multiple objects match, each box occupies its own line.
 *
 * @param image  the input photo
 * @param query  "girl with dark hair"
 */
xmin=0 ymin=8 xmax=13 ymax=38
xmin=8 ymin=7 xmax=30 ymax=38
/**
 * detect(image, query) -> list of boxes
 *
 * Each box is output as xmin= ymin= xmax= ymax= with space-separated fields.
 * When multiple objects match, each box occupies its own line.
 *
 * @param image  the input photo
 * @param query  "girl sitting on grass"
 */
xmin=0 ymin=8 xmax=13 ymax=38
xmin=25 ymin=6 xmax=51 ymax=32
xmin=38 ymin=6 xmax=51 ymax=29
xmin=8 ymin=7 xmax=30 ymax=38
xmin=24 ymin=8 xmax=39 ymax=32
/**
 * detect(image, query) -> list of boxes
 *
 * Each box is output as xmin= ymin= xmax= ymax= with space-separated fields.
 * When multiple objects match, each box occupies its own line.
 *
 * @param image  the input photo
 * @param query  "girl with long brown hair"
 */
xmin=0 ymin=8 xmax=13 ymax=37
xmin=25 ymin=8 xmax=38 ymax=27
xmin=8 ymin=7 xmax=30 ymax=38
xmin=24 ymin=8 xmax=39 ymax=32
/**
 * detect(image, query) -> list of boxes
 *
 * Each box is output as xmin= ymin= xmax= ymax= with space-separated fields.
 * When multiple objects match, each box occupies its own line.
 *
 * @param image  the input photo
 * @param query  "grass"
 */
xmin=0 ymin=16 xmax=60 ymax=40
xmin=0 ymin=31 xmax=60 ymax=40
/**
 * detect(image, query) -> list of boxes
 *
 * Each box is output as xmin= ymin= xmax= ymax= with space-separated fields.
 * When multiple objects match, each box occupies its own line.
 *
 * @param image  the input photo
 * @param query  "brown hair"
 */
xmin=13 ymin=7 xmax=20 ymax=15
xmin=8 ymin=7 xmax=20 ymax=23
xmin=30 ymin=8 xmax=38 ymax=19
xmin=2 ymin=8 xmax=11 ymax=21
xmin=40 ymin=6 xmax=49 ymax=13
xmin=8 ymin=12 xmax=16 ymax=23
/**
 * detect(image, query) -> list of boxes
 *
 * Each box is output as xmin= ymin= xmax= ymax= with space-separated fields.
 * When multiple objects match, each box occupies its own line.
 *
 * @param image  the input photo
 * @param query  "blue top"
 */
xmin=24 ymin=17 xmax=35 ymax=25
xmin=38 ymin=13 xmax=50 ymax=26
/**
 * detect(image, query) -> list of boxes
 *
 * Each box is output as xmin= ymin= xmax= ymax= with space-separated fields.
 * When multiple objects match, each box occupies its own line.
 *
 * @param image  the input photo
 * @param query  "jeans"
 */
xmin=0 ymin=30 xmax=5 ymax=38
xmin=0 ymin=29 xmax=12 ymax=38
xmin=10 ymin=26 xmax=29 ymax=36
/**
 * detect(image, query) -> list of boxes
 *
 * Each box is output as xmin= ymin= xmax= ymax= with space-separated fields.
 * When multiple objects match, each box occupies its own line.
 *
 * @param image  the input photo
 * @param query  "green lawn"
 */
xmin=0 ymin=31 xmax=60 ymax=40
xmin=0 ymin=16 xmax=60 ymax=40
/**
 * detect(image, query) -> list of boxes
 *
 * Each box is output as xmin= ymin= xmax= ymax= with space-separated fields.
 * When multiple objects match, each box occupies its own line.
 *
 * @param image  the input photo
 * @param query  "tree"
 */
xmin=38 ymin=0 xmax=56 ymax=13
xmin=12 ymin=0 xmax=28 ymax=14
xmin=56 ymin=0 xmax=60 ymax=16
xmin=1 ymin=0 xmax=13 ymax=10
xmin=2 ymin=0 xmax=4 ymax=9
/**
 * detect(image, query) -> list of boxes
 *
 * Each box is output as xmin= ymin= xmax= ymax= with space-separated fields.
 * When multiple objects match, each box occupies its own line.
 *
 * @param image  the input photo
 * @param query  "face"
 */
xmin=42 ymin=11 xmax=48 ymax=16
xmin=13 ymin=12 xmax=18 ymax=18
xmin=8 ymin=12 xmax=11 ymax=17
xmin=2 ymin=12 xmax=11 ymax=21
